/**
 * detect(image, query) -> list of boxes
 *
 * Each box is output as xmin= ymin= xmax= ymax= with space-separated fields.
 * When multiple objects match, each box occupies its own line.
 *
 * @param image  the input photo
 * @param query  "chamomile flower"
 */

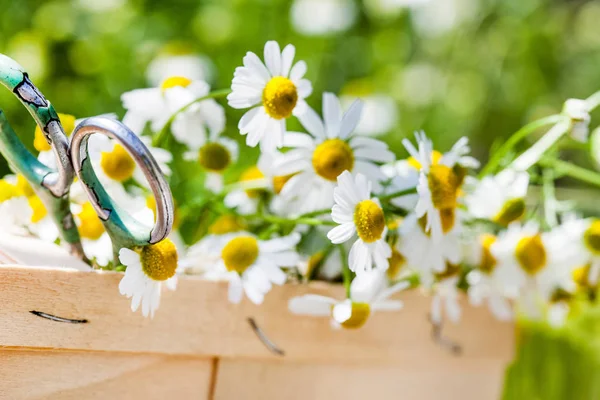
xmin=297 ymin=246 xmax=343 ymax=280
xmin=381 ymin=159 xmax=420 ymax=210
xmin=204 ymin=232 xmax=301 ymax=304
xmin=491 ymin=222 xmax=579 ymax=317
xmin=122 ymin=77 xmax=224 ymax=139
xmin=289 ymin=268 xmax=408 ymax=329
xmin=118 ymin=238 xmax=179 ymax=318
xmin=72 ymin=201 xmax=113 ymax=266
xmin=227 ymin=41 xmax=312 ymax=151
xmin=430 ymin=263 xmax=462 ymax=325
xmin=184 ymin=136 xmax=239 ymax=193
xmin=563 ymin=98 xmax=591 ymax=142
xmin=403 ymin=132 xmax=478 ymax=243
xmin=327 ymin=171 xmax=391 ymax=274
xmin=399 ymin=212 xmax=461 ymax=287
xmin=465 ymin=169 xmax=529 ymax=226
xmin=273 ymin=92 xmax=394 ymax=213
xmin=465 ymin=234 xmax=513 ymax=321
xmin=556 ymin=217 xmax=600 ymax=286
xmin=224 ymin=164 xmax=269 ymax=215
xmin=96 ymin=135 xmax=172 ymax=186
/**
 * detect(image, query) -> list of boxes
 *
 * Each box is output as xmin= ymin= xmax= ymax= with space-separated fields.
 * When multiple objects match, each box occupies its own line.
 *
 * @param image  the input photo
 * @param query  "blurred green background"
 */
xmin=0 ymin=0 xmax=599 ymax=173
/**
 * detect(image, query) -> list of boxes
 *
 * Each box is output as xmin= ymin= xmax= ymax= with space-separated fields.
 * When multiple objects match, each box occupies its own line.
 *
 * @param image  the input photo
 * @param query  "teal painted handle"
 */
xmin=0 ymin=54 xmax=85 ymax=258
xmin=70 ymin=117 xmax=174 ymax=261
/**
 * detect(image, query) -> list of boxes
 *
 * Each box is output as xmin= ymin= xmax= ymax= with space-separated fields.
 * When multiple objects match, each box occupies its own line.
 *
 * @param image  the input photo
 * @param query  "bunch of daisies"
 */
xmin=3 ymin=41 xmax=600 ymax=328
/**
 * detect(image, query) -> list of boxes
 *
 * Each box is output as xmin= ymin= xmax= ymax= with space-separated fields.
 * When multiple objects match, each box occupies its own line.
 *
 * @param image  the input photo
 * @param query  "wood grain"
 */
xmin=0 ymin=266 xmax=514 ymax=365
xmin=0 ymin=349 xmax=213 ymax=400
xmin=214 ymin=358 xmax=506 ymax=400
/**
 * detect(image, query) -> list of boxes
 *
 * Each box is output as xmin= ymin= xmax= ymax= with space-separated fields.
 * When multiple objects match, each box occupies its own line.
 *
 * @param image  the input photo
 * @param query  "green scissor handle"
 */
xmin=0 ymin=54 xmax=85 ymax=258
xmin=70 ymin=117 xmax=174 ymax=261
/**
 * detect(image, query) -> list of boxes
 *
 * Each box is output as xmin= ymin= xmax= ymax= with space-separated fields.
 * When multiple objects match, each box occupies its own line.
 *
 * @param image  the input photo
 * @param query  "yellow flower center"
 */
xmin=435 ymin=262 xmax=461 ymax=280
xmin=479 ymin=234 xmax=497 ymax=274
xmin=100 ymin=144 xmax=136 ymax=182
xmin=262 ymin=76 xmax=298 ymax=119
xmin=387 ymin=248 xmax=406 ymax=280
xmin=77 ymin=202 xmax=105 ymax=240
xmin=240 ymin=166 xmax=266 ymax=198
xmin=573 ymin=264 xmax=593 ymax=289
xmin=493 ymin=198 xmax=526 ymax=227
xmin=160 ymin=76 xmax=192 ymax=92
xmin=353 ymin=200 xmax=385 ymax=243
xmin=407 ymin=150 xmax=443 ymax=170
xmin=34 ymin=113 xmax=76 ymax=152
xmin=208 ymin=215 xmax=246 ymax=235
xmin=272 ymin=174 xmax=295 ymax=195
xmin=584 ymin=220 xmax=600 ymax=255
xmin=140 ymin=238 xmax=178 ymax=281
xmin=515 ymin=234 xmax=547 ymax=275
xmin=221 ymin=236 xmax=259 ymax=274
xmin=28 ymin=195 xmax=47 ymax=223
xmin=312 ymin=139 xmax=355 ymax=181
xmin=16 ymin=174 xmax=35 ymax=198
xmin=0 ymin=180 xmax=20 ymax=202
xmin=198 ymin=142 xmax=231 ymax=172
xmin=427 ymin=164 xmax=460 ymax=210
xmin=336 ymin=302 xmax=371 ymax=329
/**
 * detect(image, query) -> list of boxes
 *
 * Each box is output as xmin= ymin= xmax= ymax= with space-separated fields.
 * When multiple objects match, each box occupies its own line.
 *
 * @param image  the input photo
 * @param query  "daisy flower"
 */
xmin=465 ymin=233 xmax=513 ymax=321
xmin=297 ymin=246 xmax=343 ymax=280
xmin=146 ymin=53 xmax=212 ymax=87
xmin=273 ymin=92 xmax=394 ymax=213
xmin=327 ymin=171 xmax=391 ymax=274
xmin=223 ymin=163 xmax=270 ymax=215
xmin=381 ymin=159 xmax=420 ymax=211
xmin=228 ymin=40 xmax=312 ymax=151
xmin=430 ymin=264 xmax=462 ymax=325
xmin=203 ymin=232 xmax=301 ymax=304
xmin=183 ymin=135 xmax=239 ymax=193
xmin=289 ymin=268 xmax=408 ymax=329
xmin=465 ymin=169 xmax=529 ymax=226
xmin=118 ymin=238 xmax=179 ymax=318
xmin=555 ymin=217 xmax=600 ymax=286
xmin=72 ymin=201 xmax=113 ymax=266
xmin=399 ymin=212 xmax=461 ymax=287
xmin=402 ymin=131 xmax=478 ymax=243
xmin=491 ymin=222 xmax=580 ymax=317
xmin=122 ymin=77 xmax=224 ymax=139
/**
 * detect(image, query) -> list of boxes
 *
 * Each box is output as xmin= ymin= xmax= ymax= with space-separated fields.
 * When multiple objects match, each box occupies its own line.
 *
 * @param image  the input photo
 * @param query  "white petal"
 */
xmin=289 ymin=295 xmax=336 ymax=316
xmin=264 ymin=41 xmax=282 ymax=77
xmin=327 ymin=222 xmax=356 ymax=244
xmin=339 ymin=99 xmax=363 ymax=139
xmin=280 ymin=44 xmax=296 ymax=77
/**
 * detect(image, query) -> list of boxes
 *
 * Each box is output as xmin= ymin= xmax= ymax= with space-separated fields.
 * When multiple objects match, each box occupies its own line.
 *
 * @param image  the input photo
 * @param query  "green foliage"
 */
xmin=503 ymin=301 xmax=600 ymax=400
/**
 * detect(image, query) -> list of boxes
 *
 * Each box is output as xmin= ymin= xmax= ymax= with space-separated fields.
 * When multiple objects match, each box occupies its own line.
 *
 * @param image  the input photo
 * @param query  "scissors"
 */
xmin=0 ymin=54 xmax=174 ymax=264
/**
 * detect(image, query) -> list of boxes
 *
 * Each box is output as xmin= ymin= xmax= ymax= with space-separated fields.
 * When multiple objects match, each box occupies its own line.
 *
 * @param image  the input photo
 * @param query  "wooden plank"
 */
xmin=0 ymin=266 xmax=514 ymax=365
xmin=214 ymin=359 xmax=506 ymax=400
xmin=0 ymin=349 xmax=213 ymax=399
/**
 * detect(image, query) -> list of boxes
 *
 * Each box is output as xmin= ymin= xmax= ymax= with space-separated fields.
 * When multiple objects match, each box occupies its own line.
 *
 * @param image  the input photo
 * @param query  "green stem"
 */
xmin=586 ymin=90 xmax=600 ymax=110
xmin=539 ymin=157 xmax=600 ymax=188
xmin=379 ymin=186 xmax=418 ymax=201
xmin=299 ymin=208 xmax=332 ymax=218
xmin=338 ymin=244 xmax=352 ymax=298
xmin=152 ymin=88 xmax=232 ymax=147
xmin=479 ymin=115 xmax=567 ymax=177
xmin=542 ymin=168 xmax=558 ymax=228
xmin=248 ymin=213 xmax=336 ymax=227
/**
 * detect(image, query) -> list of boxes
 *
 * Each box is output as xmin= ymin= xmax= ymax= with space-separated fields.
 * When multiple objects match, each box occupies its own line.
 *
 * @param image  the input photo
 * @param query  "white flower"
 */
xmin=183 ymin=136 xmax=239 ymax=193
xmin=203 ymin=232 xmax=300 ymax=304
xmin=327 ymin=171 xmax=391 ymax=274
xmin=224 ymin=164 xmax=270 ymax=215
xmin=341 ymin=93 xmax=398 ymax=137
xmin=399 ymin=213 xmax=461 ymax=287
xmin=289 ymin=268 xmax=408 ymax=329
xmin=146 ymin=53 xmax=213 ymax=87
xmin=118 ymin=238 xmax=179 ymax=318
xmin=563 ymin=98 xmax=591 ymax=142
xmin=297 ymin=246 xmax=344 ymax=280
xmin=555 ymin=217 xmax=600 ymax=286
xmin=465 ymin=234 xmax=513 ymax=321
xmin=464 ymin=169 xmax=529 ymax=226
xmin=122 ymin=77 xmax=224 ymax=140
xmin=71 ymin=201 xmax=113 ymax=266
xmin=403 ymin=131 xmax=478 ymax=243
xmin=290 ymin=0 xmax=357 ymax=36
xmin=491 ymin=222 xmax=579 ymax=318
xmin=381 ymin=159 xmax=420 ymax=210
xmin=227 ymin=40 xmax=312 ymax=152
xmin=273 ymin=92 xmax=394 ymax=213
xmin=430 ymin=275 xmax=461 ymax=325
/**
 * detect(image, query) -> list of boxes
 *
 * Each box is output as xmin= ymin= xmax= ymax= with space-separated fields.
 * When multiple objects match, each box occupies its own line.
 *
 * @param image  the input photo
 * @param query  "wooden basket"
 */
xmin=0 ymin=266 xmax=514 ymax=399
